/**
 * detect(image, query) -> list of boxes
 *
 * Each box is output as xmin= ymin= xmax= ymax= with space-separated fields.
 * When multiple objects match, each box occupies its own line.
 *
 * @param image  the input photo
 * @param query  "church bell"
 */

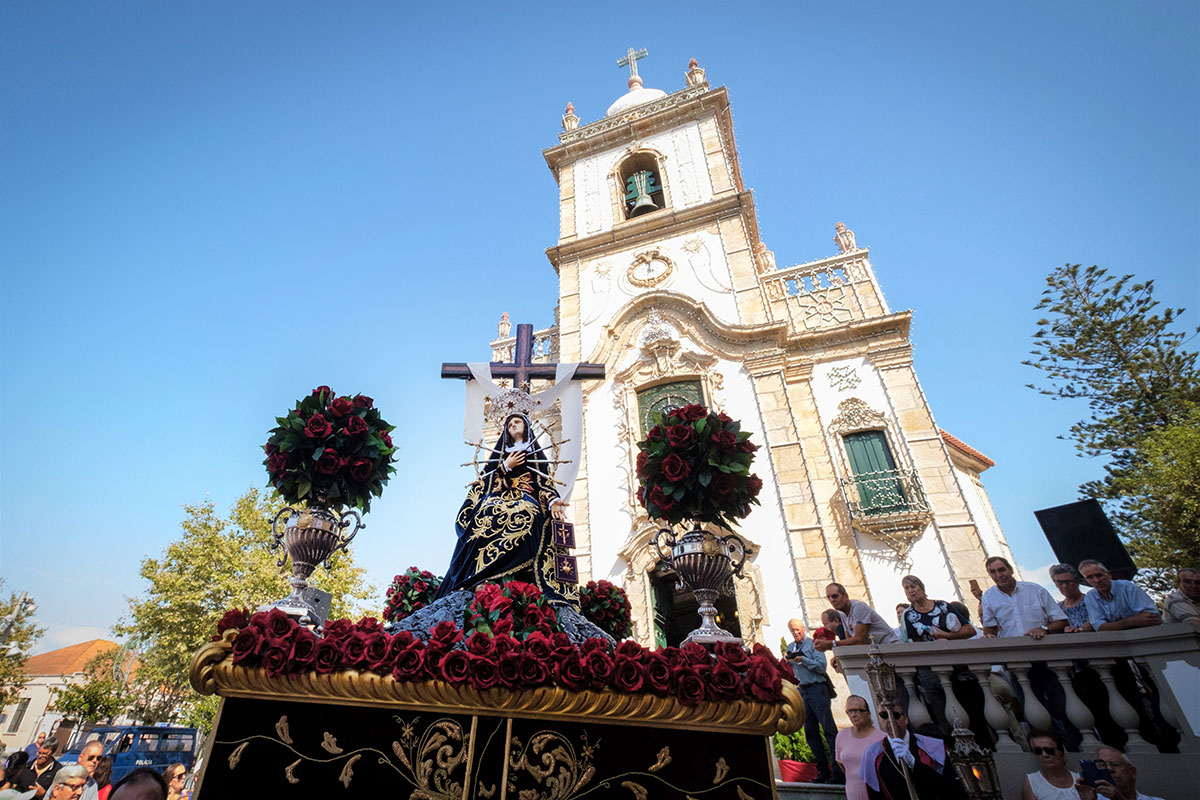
xmin=625 ymin=169 xmax=660 ymax=217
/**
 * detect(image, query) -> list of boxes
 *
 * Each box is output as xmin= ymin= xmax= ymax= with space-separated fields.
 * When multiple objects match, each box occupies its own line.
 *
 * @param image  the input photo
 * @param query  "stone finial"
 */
xmin=562 ymin=101 xmax=579 ymax=131
xmin=754 ymin=241 xmax=776 ymax=273
xmin=498 ymin=311 xmax=512 ymax=338
xmin=834 ymin=222 xmax=858 ymax=254
xmin=686 ymin=58 xmax=707 ymax=88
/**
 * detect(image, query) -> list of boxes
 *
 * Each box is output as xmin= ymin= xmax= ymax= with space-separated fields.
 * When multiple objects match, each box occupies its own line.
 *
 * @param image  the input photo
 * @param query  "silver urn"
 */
xmin=654 ymin=524 xmax=748 ymax=645
xmin=261 ymin=503 xmax=362 ymax=632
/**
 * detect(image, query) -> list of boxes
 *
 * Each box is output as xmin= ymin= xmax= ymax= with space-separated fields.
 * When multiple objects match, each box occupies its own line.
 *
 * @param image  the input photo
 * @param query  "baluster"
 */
xmin=1135 ymin=659 xmax=1182 ymax=733
xmin=903 ymin=669 xmax=932 ymax=729
xmin=933 ymin=666 xmax=969 ymax=731
xmin=971 ymin=666 xmax=1019 ymax=753
xmin=1011 ymin=663 xmax=1052 ymax=732
xmin=1049 ymin=662 xmax=1099 ymax=748
xmin=1093 ymin=659 xmax=1153 ymax=753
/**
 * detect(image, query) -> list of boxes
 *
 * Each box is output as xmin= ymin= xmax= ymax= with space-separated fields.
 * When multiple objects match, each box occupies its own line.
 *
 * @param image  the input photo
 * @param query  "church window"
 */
xmin=649 ymin=561 xmax=740 ymax=648
xmin=5 ymin=698 xmax=29 ymax=732
xmin=842 ymin=430 xmax=908 ymax=515
xmin=617 ymin=153 xmax=666 ymax=219
xmin=636 ymin=380 xmax=703 ymax=436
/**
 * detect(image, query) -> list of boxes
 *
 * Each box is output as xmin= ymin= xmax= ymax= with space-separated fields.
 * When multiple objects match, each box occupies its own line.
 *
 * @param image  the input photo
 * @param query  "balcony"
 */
xmin=839 ymin=468 xmax=933 ymax=559
xmin=831 ymin=624 xmax=1200 ymax=799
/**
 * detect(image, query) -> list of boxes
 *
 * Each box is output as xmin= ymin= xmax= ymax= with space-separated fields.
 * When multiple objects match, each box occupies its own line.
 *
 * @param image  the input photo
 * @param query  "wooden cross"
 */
xmin=617 ymin=47 xmax=648 ymax=82
xmin=440 ymin=323 xmax=605 ymax=392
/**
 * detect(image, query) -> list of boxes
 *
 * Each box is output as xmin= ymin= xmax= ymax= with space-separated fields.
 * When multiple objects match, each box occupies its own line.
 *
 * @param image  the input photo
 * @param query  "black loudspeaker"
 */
xmin=1034 ymin=499 xmax=1136 ymax=580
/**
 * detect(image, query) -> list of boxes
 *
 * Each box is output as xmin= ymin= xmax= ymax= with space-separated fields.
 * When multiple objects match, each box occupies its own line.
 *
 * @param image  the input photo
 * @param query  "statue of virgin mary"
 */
xmin=435 ymin=410 xmax=572 ymax=604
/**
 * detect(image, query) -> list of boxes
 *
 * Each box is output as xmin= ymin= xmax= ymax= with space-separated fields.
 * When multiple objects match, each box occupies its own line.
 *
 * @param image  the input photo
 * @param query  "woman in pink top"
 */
xmin=835 ymin=694 xmax=886 ymax=800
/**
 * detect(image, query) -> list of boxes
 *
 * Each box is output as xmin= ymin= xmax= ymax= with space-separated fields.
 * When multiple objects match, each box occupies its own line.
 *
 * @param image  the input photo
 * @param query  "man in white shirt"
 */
xmin=1075 ymin=746 xmax=1165 ymax=800
xmin=979 ymin=556 xmax=1079 ymax=750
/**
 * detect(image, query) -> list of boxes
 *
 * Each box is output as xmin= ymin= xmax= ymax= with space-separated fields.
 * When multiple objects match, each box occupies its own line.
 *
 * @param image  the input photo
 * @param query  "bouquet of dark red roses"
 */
xmin=465 ymin=580 xmax=562 ymax=640
xmin=579 ymin=579 xmax=633 ymax=640
xmin=635 ymin=403 xmax=763 ymax=527
xmin=263 ymin=386 xmax=396 ymax=512
xmin=383 ymin=567 xmax=443 ymax=623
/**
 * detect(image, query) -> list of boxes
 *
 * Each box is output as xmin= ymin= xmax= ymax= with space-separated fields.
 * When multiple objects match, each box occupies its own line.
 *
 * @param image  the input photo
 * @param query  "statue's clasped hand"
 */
xmin=502 ymin=450 xmax=526 ymax=472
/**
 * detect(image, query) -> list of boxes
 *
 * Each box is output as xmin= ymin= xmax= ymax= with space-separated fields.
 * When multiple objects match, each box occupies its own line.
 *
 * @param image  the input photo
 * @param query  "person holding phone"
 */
xmin=1074 ymin=746 xmax=1164 ymax=800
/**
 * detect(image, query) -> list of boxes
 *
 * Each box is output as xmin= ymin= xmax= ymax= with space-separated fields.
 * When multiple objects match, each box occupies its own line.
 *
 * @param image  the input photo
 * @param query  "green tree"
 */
xmin=1107 ymin=404 xmax=1200 ymax=595
xmin=115 ymin=486 xmax=374 ymax=730
xmin=1025 ymin=264 xmax=1200 ymax=586
xmin=50 ymin=647 xmax=128 ymax=725
xmin=0 ymin=581 xmax=45 ymax=706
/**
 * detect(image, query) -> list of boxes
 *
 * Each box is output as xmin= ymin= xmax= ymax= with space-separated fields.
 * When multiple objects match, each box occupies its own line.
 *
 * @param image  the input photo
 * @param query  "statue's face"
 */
xmin=506 ymin=416 xmax=526 ymax=442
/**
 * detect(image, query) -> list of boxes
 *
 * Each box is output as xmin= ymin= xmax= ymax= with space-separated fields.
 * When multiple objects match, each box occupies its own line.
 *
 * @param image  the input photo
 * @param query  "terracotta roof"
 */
xmin=940 ymin=429 xmax=995 ymax=469
xmin=23 ymin=640 xmax=119 ymax=677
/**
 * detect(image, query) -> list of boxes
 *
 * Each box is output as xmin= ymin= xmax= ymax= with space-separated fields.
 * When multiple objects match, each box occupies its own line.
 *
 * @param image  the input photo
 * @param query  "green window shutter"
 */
xmin=843 ymin=431 xmax=905 ymax=514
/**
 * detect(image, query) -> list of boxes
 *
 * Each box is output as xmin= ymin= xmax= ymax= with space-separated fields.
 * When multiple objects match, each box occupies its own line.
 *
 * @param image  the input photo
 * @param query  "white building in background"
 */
xmin=485 ymin=56 xmax=1015 ymax=650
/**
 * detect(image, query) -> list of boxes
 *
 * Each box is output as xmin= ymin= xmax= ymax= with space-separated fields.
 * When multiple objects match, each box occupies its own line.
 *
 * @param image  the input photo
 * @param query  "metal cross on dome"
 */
xmin=617 ymin=47 xmax=648 ymax=82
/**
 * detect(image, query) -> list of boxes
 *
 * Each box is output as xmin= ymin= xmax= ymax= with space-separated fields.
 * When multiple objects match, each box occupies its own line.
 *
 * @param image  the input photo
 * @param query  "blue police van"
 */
xmin=61 ymin=725 xmax=198 ymax=783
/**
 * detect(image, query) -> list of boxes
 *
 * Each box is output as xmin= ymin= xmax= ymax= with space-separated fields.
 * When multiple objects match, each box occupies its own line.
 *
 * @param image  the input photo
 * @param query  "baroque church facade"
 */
xmin=487 ymin=56 xmax=1015 ymax=649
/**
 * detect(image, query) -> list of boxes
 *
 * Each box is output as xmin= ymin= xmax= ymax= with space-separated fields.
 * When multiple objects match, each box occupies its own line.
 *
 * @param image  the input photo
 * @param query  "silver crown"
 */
xmin=485 ymin=389 xmax=541 ymax=426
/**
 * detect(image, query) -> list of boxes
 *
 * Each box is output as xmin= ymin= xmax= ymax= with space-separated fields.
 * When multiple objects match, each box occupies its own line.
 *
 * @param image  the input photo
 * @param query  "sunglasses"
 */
xmin=1031 ymin=746 xmax=1060 ymax=756
xmin=877 ymin=710 xmax=905 ymax=720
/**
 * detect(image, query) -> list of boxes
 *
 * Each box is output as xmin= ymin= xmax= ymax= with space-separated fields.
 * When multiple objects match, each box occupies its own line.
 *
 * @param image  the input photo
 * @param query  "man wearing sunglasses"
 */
xmin=860 ymin=704 xmax=967 ymax=800
xmin=75 ymin=741 xmax=103 ymax=800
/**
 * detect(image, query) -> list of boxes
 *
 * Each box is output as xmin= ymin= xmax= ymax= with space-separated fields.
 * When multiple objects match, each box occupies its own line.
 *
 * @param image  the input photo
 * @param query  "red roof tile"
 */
xmin=940 ymin=429 xmax=996 ymax=469
xmin=23 ymin=640 xmax=119 ymax=677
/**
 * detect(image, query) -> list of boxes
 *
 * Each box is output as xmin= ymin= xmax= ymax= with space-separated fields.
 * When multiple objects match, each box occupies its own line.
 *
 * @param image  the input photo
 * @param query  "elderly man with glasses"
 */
xmin=813 ymin=583 xmax=899 ymax=653
xmin=74 ymin=741 xmax=103 ymax=800
xmin=1075 ymin=746 xmax=1164 ymax=800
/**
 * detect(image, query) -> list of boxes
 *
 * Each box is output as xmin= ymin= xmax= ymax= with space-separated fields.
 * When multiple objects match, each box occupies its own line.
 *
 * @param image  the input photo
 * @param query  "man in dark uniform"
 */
xmin=860 ymin=704 xmax=966 ymax=800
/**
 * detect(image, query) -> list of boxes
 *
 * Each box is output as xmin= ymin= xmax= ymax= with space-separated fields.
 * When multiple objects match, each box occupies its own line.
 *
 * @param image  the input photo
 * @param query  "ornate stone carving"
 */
xmin=834 ymin=221 xmax=858 ymax=253
xmin=558 ymin=85 xmax=710 ymax=144
xmin=561 ymin=101 xmax=579 ymax=131
xmin=827 ymin=365 xmax=861 ymax=391
xmin=685 ymin=57 xmax=707 ymax=88
xmin=497 ymin=311 xmax=511 ymax=339
xmin=798 ymin=287 xmax=854 ymax=328
xmin=827 ymin=397 xmax=888 ymax=436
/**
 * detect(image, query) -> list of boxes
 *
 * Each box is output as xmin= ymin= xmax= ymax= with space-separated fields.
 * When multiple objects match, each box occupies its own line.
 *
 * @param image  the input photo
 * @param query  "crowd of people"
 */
xmin=781 ymin=555 xmax=1196 ymax=798
xmin=0 ymin=734 xmax=189 ymax=800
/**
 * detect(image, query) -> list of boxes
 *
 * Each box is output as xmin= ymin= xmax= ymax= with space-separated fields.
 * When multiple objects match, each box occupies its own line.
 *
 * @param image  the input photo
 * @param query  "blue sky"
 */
xmin=1 ymin=3 xmax=1196 ymax=652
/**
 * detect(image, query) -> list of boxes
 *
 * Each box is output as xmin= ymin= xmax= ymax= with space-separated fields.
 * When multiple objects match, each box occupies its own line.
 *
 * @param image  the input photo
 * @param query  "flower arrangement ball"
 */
xmin=264 ymin=386 xmax=397 ymax=512
xmin=635 ymin=403 xmax=762 ymax=527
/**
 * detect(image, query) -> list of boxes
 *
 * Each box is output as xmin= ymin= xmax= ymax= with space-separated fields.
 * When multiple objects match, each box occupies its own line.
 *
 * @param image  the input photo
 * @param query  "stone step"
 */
xmin=776 ymin=780 xmax=848 ymax=800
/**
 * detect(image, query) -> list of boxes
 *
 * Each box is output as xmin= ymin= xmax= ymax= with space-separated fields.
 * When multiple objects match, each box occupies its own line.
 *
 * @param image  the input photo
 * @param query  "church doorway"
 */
xmin=648 ymin=560 xmax=740 ymax=648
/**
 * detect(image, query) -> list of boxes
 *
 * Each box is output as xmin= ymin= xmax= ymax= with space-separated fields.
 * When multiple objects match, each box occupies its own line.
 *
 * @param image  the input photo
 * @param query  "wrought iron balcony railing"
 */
xmin=839 ymin=468 xmax=934 ymax=562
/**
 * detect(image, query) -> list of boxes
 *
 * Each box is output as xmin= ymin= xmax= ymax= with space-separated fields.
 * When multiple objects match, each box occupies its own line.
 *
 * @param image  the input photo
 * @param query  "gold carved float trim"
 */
xmin=190 ymin=631 xmax=804 ymax=736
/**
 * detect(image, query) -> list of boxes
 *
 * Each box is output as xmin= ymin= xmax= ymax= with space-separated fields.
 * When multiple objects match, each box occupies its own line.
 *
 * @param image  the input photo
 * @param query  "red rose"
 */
xmin=315 ymin=448 xmax=342 ymax=475
xmin=746 ymin=655 xmax=782 ymax=701
xmin=497 ymin=652 xmax=523 ymax=687
xmin=343 ymin=632 xmax=369 ymax=668
xmin=709 ymin=661 xmax=743 ymax=700
xmin=289 ymin=628 xmax=318 ymax=672
xmin=486 ymin=593 xmax=512 ymax=616
xmin=518 ymin=654 xmax=549 ymax=687
xmin=492 ymin=616 xmax=514 ymax=637
xmin=262 ymin=643 xmax=291 ymax=678
xmin=387 ymin=631 xmax=415 ymax=658
xmin=264 ymin=608 xmax=297 ymax=642
xmin=231 ymin=628 xmax=264 ymax=665
xmin=682 ymin=642 xmax=711 ymax=666
xmin=555 ymin=652 xmax=589 ymax=691
xmin=745 ymin=474 xmax=763 ymax=498
xmin=636 ymin=485 xmax=646 ymax=508
xmin=343 ymin=415 xmax=369 ymax=436
xmin=440 ymin=650 xmax=472 ymax=686
xmin=583 ymin=650 xmax=614 ymax=689
xmin=313 ymin=639 xmax=342 ymax=674
xmin=714 ymin=642 xmax=749 ymax=671
xmin=469 ymin=655 xmax=499 ymax=690
xmin=430 ymin=621 xmax=464 ymax=650
xmin=391 ymin=645 xmax=425 ymax=682
xmin=266 ymin=452 xmax=288 ymax=475
xmin=615 ymin=640 xmax=646 ymax=663
xmin=323 ymin=619 xmax=353 ymax=641
xmin=665 ymin=425 xmax=694 ymax=449
xmin=739 ymin=439 xmax=758 ymax=454
xmin=312 ymin=385 xmax=333 ymax=399
xmin=475 ymin=583 xmax=502 ymax=607
xmin=420 ymin=570 xmax=433 ymax=579
xmin=304 ymin=414 xmax=333 ymax=439
xmin=647 ymin=425 xmax=664 ymax=442
xmin=660 ymin=453 xmax=691 ymax=483
xmin=711 ymin=473 xmax=736 ymax=498
xmin=635 ymin=452 xmax=650 ymax=478
xmin=353 ymin=394 xmax=374 ymax=409
xmin=644 ymin=652 xmax=673 ymax=694
xmin=380 ymin=429 xmax=394 ymax=448
xmin=674 ymin=666 xmax=707 ymax=706
xmin=716 ymin=412 xmax=732 ymax=423
xmin=348 ymin=458 xmax=373 ymax=483
xmin=610 ymin=656 xmax=645 ymax=693
xmin=648 ymin=485 xmax=677 ymax=512
xmin=364 ymin=633 xmax=391 ymax=673
xmin=329 ymin=396 xmax=354 ymax=418
xmin=522 ymin=632 xmax=553 ymax=661
xmin=217 ymin=607 xmax=250 ymax=635
xmin=549 ymin=631 xmax=574 ymax=657
xmin=711 ymin=430 xmax=739 ymax=454
xmin=677 ymin=404 xmax=707 ymax=422
xmin=465 ymin=631 xmax=494 ymax=658
xmin=491 ymin=634 xmax=519 ymax=658
xmin=355 ymin=617 xmax=382 ymax=634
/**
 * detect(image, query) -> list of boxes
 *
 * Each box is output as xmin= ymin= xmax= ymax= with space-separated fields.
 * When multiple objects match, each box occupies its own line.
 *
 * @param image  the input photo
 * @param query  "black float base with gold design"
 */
xmin=190 ymin=632 xmax=804 ymax=799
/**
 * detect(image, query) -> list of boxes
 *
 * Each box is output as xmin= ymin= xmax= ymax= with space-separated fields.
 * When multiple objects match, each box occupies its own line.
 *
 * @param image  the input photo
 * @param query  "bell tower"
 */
xmin=515 ymin=52 xmax=1015 ymax=649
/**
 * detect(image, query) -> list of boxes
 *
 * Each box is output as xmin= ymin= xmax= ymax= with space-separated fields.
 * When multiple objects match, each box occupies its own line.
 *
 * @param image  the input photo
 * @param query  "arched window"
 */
xmin=617 ymin=152 xmax=666 ymax=219
xmin=636 ymin=379 xmax=703 ymax=437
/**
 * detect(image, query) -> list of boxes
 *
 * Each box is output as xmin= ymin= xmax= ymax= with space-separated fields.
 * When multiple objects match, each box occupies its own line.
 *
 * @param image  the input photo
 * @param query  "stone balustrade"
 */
xmin=831 ymin=624 xmax=1199 ymax=798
